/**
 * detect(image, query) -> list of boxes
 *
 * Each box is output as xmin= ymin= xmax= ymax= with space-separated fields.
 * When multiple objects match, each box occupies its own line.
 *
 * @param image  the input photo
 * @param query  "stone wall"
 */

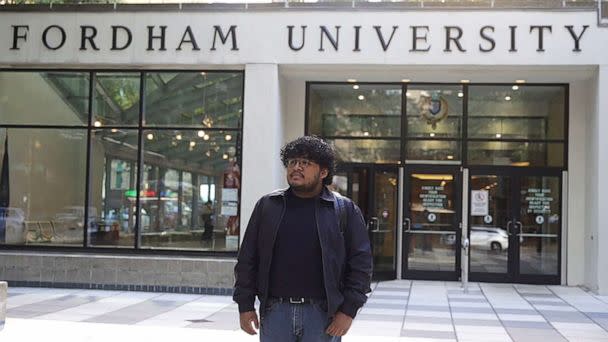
xmin=0 ymin=252 xmax=236 ymax=295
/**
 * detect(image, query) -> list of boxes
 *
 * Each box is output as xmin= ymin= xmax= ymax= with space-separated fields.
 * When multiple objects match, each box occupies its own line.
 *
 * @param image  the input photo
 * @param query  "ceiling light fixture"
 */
xmin=358 ymin=95 xmax=365 ymax=100
xmin=401 ymin=79 xmax=411 ymax=83
xmin=353 ymin=85 xmax=359 ymax=90
xmin=505 ymin=96 xmax=512 ymax=101
xmin=347 ymin=79 xmax=357 ymax=83
xmin=512 ymin=85 xmax=519 ymax=91
xmin=515 ymin=79 xmax=526 ymax=84
xmin=460 ymin=79 xmax=470 ymax=83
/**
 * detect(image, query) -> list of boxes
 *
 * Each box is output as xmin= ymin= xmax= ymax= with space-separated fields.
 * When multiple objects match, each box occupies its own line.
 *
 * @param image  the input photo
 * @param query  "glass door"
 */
xmin=469 ymin=168 xmax=561 ymax=284
xmin=333 ymin=165 xmax=398 ymax=280
xmin=402 ymin=166 xmax=461 ymax=280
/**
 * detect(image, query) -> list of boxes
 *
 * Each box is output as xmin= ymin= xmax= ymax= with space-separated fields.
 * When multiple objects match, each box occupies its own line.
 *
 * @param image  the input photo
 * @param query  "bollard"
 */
xmin=0 ymin=281 xmax=6 ymax=331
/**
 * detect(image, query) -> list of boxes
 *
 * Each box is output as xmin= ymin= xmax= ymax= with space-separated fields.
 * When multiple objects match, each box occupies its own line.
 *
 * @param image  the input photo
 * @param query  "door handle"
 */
xmin=506 ymin=220 xmax=513 ymax=236
xmin=515 ymin=221 xmax=523 ymax=236
xmin=403 ymin=217 xmax=411 ymax=232
xmin=368 ymin=217 xmax=380 ymax=232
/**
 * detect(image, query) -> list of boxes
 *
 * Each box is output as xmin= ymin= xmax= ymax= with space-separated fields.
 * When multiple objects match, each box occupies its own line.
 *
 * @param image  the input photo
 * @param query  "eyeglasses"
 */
xmin=286 ymin=158 xmax=316 ymax=168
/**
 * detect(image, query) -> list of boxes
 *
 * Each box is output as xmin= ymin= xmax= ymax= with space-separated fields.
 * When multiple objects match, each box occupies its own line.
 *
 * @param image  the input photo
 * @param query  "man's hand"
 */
xmin=239 ymin=311 xmax=259 ymax=335
xmin=325 ymin=311 xmax=353 ymax=337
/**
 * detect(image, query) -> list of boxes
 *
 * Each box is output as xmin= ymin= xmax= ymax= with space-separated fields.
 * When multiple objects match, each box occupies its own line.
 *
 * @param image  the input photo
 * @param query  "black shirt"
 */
xmin=268 ymin=191 xmax=325 ymax=299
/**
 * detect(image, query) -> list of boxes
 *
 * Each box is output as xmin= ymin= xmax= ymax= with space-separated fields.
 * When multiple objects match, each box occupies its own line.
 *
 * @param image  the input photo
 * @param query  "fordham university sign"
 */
xmin=8 ymin=23 xmax=590 ymax=54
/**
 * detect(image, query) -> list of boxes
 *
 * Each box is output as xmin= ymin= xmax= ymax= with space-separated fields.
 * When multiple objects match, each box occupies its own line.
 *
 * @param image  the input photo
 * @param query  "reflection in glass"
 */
xmin=467 ymin=141 xmax=564 ymax=167
xmin=406 ymin=140 xmax=460 ymax=162
xmin=519 ymin=176 xmax=560 ymax=275
xmin=329 ymin=139 xmax=400 ymax=163
xmin=308 ymin=84 xmax=402 ymax=138
xmin=93 ymin=72 xmax=140 ymax=126
xmin=469 ymin=175 xmax=511 ymax=274
xmin=0 ymin=128 xmax=87 ymax=246
xmin=144 ymin=72 xmax=243 ymax=128
xmin=140 ymin=130 xmax=240 ymax=251
xmin=468 ymin=85 xmax=565 ymax=140
xmin=0 ymin=71 xmax=89 ymax=125
xmin=406 ymin=85 xmax=463 ymax=138
xmin=89 ymin=129 xmax=139 ymax=248
xmin=406 ymin=173 xmax=456 ymax=272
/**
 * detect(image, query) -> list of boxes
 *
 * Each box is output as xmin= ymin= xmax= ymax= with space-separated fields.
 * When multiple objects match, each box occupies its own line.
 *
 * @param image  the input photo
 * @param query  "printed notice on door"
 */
xmin=420 ymin=185 xmax=447 ymax=210
xmin=471 ymin=190 xmax=489 ymax=216
xmin=525 ymin=188 xmax=553 ymax=214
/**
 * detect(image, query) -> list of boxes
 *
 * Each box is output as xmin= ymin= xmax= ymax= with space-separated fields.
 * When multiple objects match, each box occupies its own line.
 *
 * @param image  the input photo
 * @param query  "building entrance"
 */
xmin=402 ymin=165 xmax=462 ymax=281
xmin=468 ymin=168 xmax=562 ymax=284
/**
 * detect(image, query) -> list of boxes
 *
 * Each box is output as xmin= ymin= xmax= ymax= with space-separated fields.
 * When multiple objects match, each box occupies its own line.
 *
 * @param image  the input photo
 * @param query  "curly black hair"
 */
xmin=280 ymin=136 xmax=336 ymax=186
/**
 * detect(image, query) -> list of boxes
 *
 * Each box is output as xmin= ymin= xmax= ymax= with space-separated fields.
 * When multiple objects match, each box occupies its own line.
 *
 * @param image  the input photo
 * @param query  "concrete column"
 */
xmin=0 ymin=281 xmax=6 ymax=331
xmin=240 ymin=64 xmax=284 ymax=244
xmin=596 ymin=65 xmax=608 ymax=295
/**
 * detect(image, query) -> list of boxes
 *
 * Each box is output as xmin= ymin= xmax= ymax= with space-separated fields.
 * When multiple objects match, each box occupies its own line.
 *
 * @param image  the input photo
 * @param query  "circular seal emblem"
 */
xmin=427 ymin=212 xmax=437 ymax=223
xmin=484 ymin=215 xmax=493 ymax=224
xmin=419 ymin=93 xmax=449 ymax=129
xmin=535 ymin=215 xmax=545 ymax=225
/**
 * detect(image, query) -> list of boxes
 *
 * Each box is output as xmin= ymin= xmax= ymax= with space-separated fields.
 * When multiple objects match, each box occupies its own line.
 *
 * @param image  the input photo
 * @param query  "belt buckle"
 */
xmin=289 ymin=297 xmax=305 ymax=304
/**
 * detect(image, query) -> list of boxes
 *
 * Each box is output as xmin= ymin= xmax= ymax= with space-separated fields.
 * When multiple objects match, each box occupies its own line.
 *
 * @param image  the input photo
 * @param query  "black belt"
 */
xmin=269 ymin=297 xmax=326 ymax=305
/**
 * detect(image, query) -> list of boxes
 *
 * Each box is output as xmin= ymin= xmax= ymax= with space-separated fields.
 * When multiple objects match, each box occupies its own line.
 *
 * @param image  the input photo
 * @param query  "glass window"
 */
xmin=88 ymin=129 xmax=139 ymax=248
xmin=140 ymin=129 xmax=240 ymax=251
xmin=144 ymin=72 xmax=243 ymax=128
xmin=406 ymin=85 xmax=463 ymax=139
xmin=0 ymin=128 xmax=87 ymax=246
xmin=467 ymin=141 xmax=564 ymax=167
xmin=328 ymin=139 xmax=400 ymax=164
xmin=308 ymin=83 xmax=402 ymax=138
xmin=0 ymin=71 xmax=89 ymax=125
xmin=93 ymin=72 xmax=140 ymax=126
xmin=468 ymin=85 xmax=566 ymax=140
xmin=406 ymin=140 xmax=461 ymax=163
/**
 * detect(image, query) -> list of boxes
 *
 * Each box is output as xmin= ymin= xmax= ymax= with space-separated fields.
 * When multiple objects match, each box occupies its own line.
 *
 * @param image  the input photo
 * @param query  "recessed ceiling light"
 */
xmin=225 ymin=134 xmax=232 ymax=141
xmin=347 ymin=79 xmax=357 ymax=83
xmin=505 ymin=96 xmax=512 ymax=101
xmin=358 ymin=95 xmax=365 ymax=100
xmin=353 ymin=85 xmax=359 ymax=90
xmin=203 ymin=134 xmax=210 ymax=141
xmin=222 ymin=153 xmax=229 ymax=160
xmin=176 ymin=134 xmax=182 ymax=140
xmin=190 ymin=141 xmax=196 ymax=147
xmin=111 ymin=128 xmax=118 ymax=133
xmin=197 ymin=130 xmax=205 ymax=138
xmin=147 ymin=133 xmax=154 ymax=140
xmin=458 ymin=92 xmax=464 ymax=98
xmin=515 ymin=79 xmax=526 ymax=84
xmin=429 ymin=133 xmax=436 ymax=137
xmin=93 ymin=121 xmax=102 ymax=127
xmin=401 ymin=79 xmax=411 ymax=83
xmin=363 ymin=131 xmax=370 ymax=136
xmin=460 ymin=80 xmax=470 ymax=83
xmin=447 ymin=155 xmax=454 ymax=160
xmin=512 ymin=85 xmax=519 ymax=90
xmin=496 ymin=133 xmax=502 ymax=138
xmin=405 ymin=92 xmax=411 ymax=97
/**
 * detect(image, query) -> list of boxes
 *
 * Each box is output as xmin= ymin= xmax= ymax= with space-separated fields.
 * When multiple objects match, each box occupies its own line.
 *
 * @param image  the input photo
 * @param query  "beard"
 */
xmin=288 ymin=171 xmax=322 ymax=193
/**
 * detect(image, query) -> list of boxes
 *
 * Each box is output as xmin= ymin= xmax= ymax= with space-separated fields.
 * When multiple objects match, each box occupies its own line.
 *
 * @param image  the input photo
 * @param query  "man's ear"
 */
xmin=320 ymin=168 xmax=329 ymax=180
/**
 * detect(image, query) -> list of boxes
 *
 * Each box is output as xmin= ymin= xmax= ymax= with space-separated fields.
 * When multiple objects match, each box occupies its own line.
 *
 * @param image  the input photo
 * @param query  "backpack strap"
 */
xmin=334 ymin=192 xmax=348 ymax=234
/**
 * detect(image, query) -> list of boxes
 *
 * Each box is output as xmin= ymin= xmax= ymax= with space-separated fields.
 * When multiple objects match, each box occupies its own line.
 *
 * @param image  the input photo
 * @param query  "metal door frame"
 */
xmin=401 ymin=164 xmax=462 ymax=281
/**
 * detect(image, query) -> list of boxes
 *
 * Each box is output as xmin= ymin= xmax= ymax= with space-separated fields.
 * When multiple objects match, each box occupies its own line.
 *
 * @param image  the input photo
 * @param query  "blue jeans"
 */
xmin=260 ymin=300 xmax=341 ymax=342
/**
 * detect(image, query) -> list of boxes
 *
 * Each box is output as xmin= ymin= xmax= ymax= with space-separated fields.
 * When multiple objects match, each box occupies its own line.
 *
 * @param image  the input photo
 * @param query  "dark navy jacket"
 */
xmin=233 ymin=186 xmax=373 ymax=319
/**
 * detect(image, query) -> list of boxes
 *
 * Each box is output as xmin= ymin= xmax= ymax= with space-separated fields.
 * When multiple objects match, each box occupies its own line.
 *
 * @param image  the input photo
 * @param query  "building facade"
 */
xmin=0 ymin=0 xmax=607 ymax=295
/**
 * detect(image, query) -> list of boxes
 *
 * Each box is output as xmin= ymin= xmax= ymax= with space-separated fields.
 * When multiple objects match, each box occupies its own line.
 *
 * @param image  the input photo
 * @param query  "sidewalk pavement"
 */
xmin=1 ymin=280 xmax=608 ymax=341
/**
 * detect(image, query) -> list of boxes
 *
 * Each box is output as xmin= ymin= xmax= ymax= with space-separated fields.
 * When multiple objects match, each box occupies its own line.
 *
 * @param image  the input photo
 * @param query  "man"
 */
xmin=233 ymin=136 xmax=373 ymax=341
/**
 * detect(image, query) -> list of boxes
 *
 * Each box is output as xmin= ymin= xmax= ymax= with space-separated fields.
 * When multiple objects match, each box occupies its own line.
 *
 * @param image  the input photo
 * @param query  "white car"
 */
xmin=441 ymin=226 xmax=509 ymax=252
xmin=470 ymin=226 xmax=509 ymax=251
